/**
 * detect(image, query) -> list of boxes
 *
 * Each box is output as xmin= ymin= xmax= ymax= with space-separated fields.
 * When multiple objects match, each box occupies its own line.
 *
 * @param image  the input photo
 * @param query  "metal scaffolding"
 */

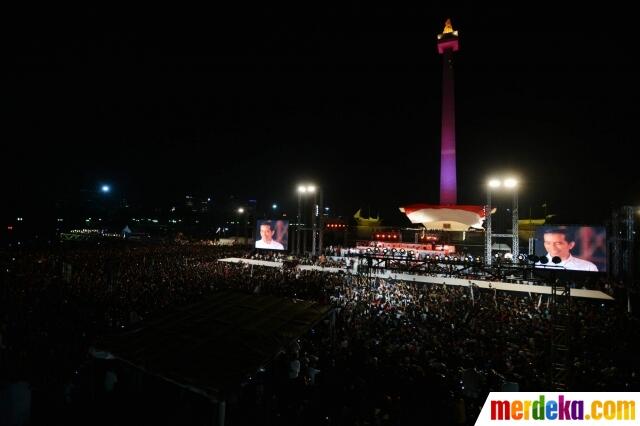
xmin=549 ymin=278 xmax=572 ymax=391
xmin=485 ymin=183 xmax=520 ymax=265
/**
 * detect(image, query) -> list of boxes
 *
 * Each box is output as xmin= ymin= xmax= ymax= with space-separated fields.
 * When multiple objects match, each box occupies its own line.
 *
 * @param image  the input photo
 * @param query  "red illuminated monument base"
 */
xmin=399 ymin=204 xmax=486 ymax=231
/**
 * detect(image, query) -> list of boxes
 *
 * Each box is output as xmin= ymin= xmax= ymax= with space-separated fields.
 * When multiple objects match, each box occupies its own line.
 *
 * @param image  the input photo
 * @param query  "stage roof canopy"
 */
xmin=94 ymin=290 xmax=332 ymax=400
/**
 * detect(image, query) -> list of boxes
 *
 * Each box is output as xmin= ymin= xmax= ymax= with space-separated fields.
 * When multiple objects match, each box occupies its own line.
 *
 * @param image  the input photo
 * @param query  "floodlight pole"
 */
xmin=319 ymin=189 xmax=324 ymax=255
xmin=486 ymin=189 xmax=493 ymax=266
xmin=311 ymin=191 xmax=317 ymax=256
xmin=236 ymin=209 xmax=243 ymax=239
xmin=512 ymin=189 xmax=519 ymax=263
xmin=486 ymin=179 xmax=520 ymax=265
xmin=296 ymin=191 xmax=302 ymax=255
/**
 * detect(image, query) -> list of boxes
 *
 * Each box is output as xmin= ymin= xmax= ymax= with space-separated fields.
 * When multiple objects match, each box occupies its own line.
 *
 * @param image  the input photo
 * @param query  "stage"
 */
xmin=218 ymin=258 xmax=614 ymax=300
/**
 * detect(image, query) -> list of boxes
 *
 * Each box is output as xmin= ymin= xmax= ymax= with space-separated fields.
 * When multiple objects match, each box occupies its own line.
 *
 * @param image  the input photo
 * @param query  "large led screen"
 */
xmin=255 ymin=220 xmax=289 ymax=251
xmin=534 ymin=225 xmax=606 ymax=272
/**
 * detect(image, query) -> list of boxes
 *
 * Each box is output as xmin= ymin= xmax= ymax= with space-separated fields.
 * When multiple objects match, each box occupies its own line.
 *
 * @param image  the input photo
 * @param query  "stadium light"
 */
xmin=486 ymin=175 xmax=520 ymax=265
xmin=235 ymin=208 xmax=245 ymax=238
xmin=296 ymin=183 xmax=320 ymax=255
xmin=504 ymin=178 xmax=518 ymax=188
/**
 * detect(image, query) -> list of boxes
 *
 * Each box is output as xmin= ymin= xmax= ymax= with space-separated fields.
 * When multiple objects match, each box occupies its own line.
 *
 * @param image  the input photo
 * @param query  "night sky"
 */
xmin=4 ymin=5 xmax=638 ymax=225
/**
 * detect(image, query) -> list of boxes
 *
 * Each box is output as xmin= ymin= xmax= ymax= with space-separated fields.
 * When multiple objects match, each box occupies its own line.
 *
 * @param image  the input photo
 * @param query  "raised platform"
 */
xmin=217 ymin=258 xmax=614 ymax=300
xmin=219 ymin=257 xmax=347 ymax=274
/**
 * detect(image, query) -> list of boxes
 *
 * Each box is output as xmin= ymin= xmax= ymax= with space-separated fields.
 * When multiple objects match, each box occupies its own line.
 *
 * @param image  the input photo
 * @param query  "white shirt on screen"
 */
xmin=255 ymin=239 xmax=284 ymax=250
xmin=537 ymin=254 xmax=598 ymax=272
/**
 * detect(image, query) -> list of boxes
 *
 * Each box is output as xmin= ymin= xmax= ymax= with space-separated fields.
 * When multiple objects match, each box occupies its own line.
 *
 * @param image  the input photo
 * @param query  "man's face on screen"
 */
xmin=260 ymin=225 xmax=274 ymax=242
xmin=543 ymin=233 xmax=575 ymax=260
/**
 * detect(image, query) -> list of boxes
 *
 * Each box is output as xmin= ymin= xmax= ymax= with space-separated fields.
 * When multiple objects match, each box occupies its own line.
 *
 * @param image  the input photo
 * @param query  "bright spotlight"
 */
xmin=298 ymin=186 xmax=307 ymax=193
xmin=237 ymin=207 xmax=244 ymax=214
xmin=307 ymin=185 xmax=316 ymax=193
xmin=504 ymin=178 xmax=518 ymax=188
xmin=488 ymin=179 xmax=501 ymax=188
xmin=272 ymin=204 xmax=278 ymax=209
xmin=101 ymin=185 xmax=111 ymax=193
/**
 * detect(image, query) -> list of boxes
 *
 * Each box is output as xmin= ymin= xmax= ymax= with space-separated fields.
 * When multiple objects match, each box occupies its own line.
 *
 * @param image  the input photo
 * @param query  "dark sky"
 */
xmin=4 ymin=5 xmax=638 ymax=225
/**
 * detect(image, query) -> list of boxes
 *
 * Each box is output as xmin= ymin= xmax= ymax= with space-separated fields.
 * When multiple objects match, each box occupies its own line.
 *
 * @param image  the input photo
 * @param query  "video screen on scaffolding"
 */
xmin=534 ymin=225 xmax=606 ymax=272
xmin=255 ymin=219 xmax=289 ymax=251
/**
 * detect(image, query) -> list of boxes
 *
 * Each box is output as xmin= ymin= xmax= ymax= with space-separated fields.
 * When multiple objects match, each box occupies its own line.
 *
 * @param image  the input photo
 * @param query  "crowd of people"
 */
xmin=0 ymin=241 xmax=638 ymax=425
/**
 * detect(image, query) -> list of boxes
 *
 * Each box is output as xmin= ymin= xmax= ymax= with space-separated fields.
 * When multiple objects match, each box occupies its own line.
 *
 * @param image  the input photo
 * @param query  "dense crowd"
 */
xmin=0 ymin=242 xmax=637 ymax=425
